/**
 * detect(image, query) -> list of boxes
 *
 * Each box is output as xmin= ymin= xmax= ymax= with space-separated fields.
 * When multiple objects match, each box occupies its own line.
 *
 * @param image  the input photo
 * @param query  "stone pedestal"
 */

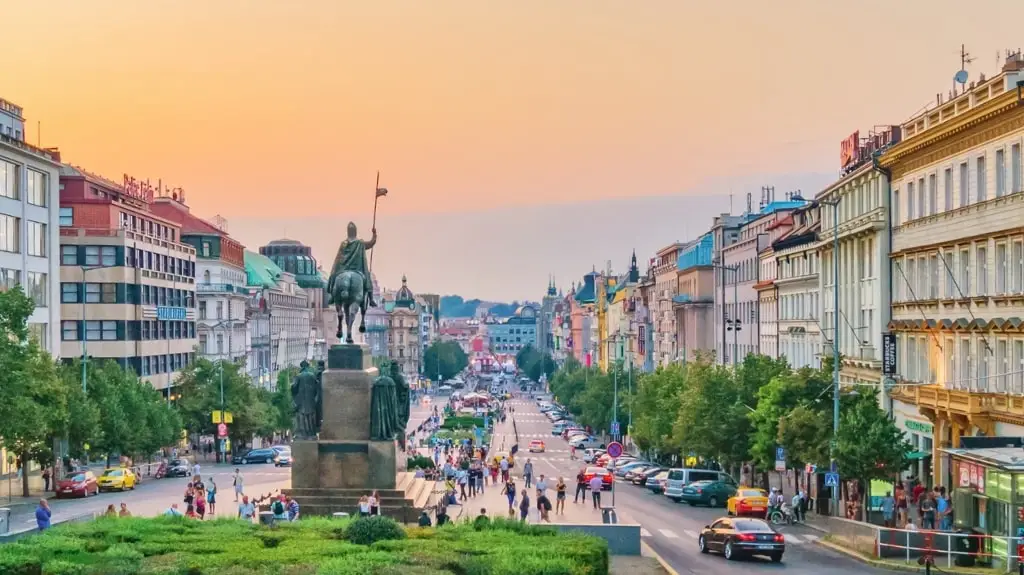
xmin=285 ymin=344 xmax=428 ymax=521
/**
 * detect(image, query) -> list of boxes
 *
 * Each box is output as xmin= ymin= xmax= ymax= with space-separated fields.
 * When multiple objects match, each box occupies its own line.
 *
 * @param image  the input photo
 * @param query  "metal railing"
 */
xmin=876 ymin=526 xmax=1024 ymax=571
xmin=197 ymin=283 xmax=243 ymax=293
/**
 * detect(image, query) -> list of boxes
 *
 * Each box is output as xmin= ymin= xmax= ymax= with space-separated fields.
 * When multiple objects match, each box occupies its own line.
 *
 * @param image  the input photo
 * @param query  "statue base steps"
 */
xmin=283 ymin=472 xmax=438 ymax=523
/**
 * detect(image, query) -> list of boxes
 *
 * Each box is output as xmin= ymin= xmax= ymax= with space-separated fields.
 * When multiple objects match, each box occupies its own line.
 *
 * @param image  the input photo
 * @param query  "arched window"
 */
xmin=203 ymin=270 xmax=211 ymax=284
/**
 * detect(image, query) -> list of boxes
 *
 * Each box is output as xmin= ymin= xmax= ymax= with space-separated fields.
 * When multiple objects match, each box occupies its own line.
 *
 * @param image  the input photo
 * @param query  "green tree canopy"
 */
xmin=174 ymin=359 xmax=273 ymax=451
xmin=834 ymin=388 xmax=911 ymax=503
xmin=515 ymin=345 xmax=558 ymax=382
xmin=628 ymin=363 xmax=684 ymax=456
xmin=423 ymin=341 xmax=468 ymax=382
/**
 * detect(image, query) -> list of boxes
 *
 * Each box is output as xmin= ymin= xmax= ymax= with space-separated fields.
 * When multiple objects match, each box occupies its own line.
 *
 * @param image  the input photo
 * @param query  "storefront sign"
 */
xmin=122 ymin=175 xmax=156 ymax=202
xmin=883 ymin=333 xmax=897 ymax=376
xmin=905 ymin=420 xmax=933 ymax=434
xmin=959 ymin=463 xmax=970 ymax=487
xmin=157 ymin=306 xmax=187 ymax=321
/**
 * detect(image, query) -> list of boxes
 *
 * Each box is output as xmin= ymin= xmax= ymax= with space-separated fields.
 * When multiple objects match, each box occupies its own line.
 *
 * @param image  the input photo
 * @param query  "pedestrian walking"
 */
xmin=500 ymin=457 xmax=510 ymax=483
xmin=476 ymin=464 xmax=485 ymax=494
xmin=536 ymin=474 xmax=548 ymax=497
xmin=359 ymin=495 xmax=371 ymax=517
xmin=286 ymin=496 xmax=300 ymax=521
xmin=518 ymin=489 xmax=531 ymax=522
xmin=523 ymin=459 xmax=534 ymax=488
xmin=502 ymin=478 xmax=517 ymax=517
xmin=588 ymin=475 xmax=603 ymax=509
xmin=196 ymin=489 xmax=207 ymax=520
xmin=881 ymin=491 xmax=895 ymax=527
xmin=458 ymin=469 xmax=468 ymax=501
xmin=537 ymin=490 xmax=552 ymax=523
xmin=468 ymin=466 xmax=478 ymax=497
xmin=42 ymin=467 xmax=51 ymax=492
xmin=207 ymin=479 xmax=218 ymax=515
xmin=574 ymin=470 xmax=587 ymax=503
xmin=232 ymin=469 xmax=244 ymax=502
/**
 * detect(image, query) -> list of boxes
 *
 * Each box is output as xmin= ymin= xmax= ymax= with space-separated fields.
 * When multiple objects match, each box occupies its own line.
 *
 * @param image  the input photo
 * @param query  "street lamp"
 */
xmin=713 ymin=264 xmax=740 ymax=368
xmin=79 ymin=264 xmax=118 ymax=394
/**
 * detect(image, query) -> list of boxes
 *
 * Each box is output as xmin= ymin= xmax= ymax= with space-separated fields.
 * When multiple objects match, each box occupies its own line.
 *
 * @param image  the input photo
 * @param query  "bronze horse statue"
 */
xmin=331 ymin=269 xmax=367 ymax=344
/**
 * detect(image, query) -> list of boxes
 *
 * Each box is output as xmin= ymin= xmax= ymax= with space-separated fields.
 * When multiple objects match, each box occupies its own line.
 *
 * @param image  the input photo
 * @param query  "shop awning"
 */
xmin=906 ymin=450 xmax=930 ymax=460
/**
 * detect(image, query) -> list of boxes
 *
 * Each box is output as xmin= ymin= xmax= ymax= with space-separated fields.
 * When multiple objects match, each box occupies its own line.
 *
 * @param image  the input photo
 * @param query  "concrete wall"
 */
xmin=554 ymin=523 xmax=642 ymax=556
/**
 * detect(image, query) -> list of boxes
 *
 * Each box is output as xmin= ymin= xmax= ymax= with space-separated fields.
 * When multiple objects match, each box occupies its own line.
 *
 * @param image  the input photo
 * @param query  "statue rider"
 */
xmin=328 ymin=222 xmax=378 ymax=307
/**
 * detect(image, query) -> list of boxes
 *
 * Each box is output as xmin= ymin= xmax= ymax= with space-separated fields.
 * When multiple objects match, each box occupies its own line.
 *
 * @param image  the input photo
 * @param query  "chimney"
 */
xmin=1003 ymin=50 xmax=1024 ymax=73
xmin=44 ymin=148 xmax=61 ymax=162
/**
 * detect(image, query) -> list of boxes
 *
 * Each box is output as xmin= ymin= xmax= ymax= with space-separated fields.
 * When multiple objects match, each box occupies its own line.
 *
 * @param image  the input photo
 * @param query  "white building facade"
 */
xmin=774 ymin=205 xmax=822 ymax=369
xmin=0 ymin=98 xmax=60 ymax=354
xmin=756 ymin=245 xmax=778 ymax=360
xmin=196 ymin=259 xmax=249 ymax=363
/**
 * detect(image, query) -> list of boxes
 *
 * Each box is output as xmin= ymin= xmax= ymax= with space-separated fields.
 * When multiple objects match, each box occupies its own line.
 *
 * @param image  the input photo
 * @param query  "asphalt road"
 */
xmin=498 ymin=397 xmax=892 ymax=575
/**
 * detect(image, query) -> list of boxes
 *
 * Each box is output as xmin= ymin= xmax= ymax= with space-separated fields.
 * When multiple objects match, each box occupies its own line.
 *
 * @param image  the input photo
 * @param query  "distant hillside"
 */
xmin=440 ymin=295 xmax=525 ymax=318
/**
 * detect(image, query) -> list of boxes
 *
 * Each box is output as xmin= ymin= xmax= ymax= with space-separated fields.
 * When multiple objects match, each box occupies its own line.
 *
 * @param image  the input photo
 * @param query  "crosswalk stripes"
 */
xmin=640 ymin=528 xmax=818 ymax=545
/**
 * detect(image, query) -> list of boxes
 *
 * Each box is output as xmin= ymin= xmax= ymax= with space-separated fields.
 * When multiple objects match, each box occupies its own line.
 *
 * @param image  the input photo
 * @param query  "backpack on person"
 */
xmin=272 ymin=500 xmax=285 ymax=515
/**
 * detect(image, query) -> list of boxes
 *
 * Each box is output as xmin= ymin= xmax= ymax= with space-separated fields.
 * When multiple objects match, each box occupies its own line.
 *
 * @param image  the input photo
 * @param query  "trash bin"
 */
xmin=600 ymin=507 xmax=617 ymax=524
xmin=258 ymin=511 xmax=275 ymax=526
xmin=0 ymin=508 xmax=10 ymax=535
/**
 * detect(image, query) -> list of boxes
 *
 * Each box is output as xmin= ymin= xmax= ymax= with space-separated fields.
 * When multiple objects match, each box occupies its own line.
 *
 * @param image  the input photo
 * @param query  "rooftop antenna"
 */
xmin=954 ymin=44 xmax=973 ymax=95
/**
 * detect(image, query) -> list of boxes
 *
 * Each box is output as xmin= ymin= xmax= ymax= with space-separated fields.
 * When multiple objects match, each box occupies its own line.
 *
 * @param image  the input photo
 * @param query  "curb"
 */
xmin=815 ymin=538 xmax=983 ymax=575
xmin=640 ymin=541 xmax=679 ymax=575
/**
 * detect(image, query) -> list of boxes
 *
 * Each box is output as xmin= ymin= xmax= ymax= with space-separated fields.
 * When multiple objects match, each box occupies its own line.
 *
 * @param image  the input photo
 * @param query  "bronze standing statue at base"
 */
xmin=370 ymin=367 xmax=400 ymax=441
xmin=291 ymin=361 xmax=321 ymax=440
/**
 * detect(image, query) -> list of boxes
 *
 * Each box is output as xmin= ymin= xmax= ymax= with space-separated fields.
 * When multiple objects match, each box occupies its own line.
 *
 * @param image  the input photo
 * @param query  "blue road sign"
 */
xmin=611 ymin=421 xmax=621 ymax=436
xmin=825 ymin=472 xmax=840 ymax=488
xmin=775 ymin=447 xmax=786 ymax=461
xmin=830 ymin=460 xmax=838 ymax=473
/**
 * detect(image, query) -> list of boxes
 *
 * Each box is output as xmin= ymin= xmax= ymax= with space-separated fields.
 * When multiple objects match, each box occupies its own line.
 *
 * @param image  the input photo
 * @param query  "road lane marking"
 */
xmin=785 ymin=534 xmax=802 ymax=543
xmin=802 ymin=534 xmax=819 ymax=542
xmin=640 ymin=528 xmax=652 ymax=537
xmin=681 ymin=529 xmax=698 ymax=538
xmin=658 ymin=529 xmax=678 ymax=538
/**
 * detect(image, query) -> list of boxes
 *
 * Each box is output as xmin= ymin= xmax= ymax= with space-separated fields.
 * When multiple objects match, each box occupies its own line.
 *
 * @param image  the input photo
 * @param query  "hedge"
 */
xmin=0 ymin=515 xmax=608 ymax=575
xmin=439 ymin=416 xmax=484 ymax=430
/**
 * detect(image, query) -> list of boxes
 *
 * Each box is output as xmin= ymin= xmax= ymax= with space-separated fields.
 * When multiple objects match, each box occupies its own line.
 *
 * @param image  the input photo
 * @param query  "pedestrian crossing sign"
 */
xmin=825 ymin=472 xmax=840 ymax=487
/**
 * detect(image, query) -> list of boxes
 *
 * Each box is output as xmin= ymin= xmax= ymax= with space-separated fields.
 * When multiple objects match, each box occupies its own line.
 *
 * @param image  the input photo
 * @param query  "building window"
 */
xmin=26 ymin=169 xmax=47 ymax=207
xmin=907 ymin=181 xmax=915 ymax=220
xmin=61 ymin=283 xmax=78 ymax=303
xmin=997 ymin=243 xmax=1009 ymax=294
xmin=978 ymin=342 xmax=990 ymax=392
xmin=216 ymin=334 xmax=224 ymax=355
xmin=944 ymin=167 xmax=953 ymax=212
xmin=1015 ymin=340 xmax=1024 ymax=394
xmin=918 ymin=177 xmax=926 ymax=217
xmin=892 ymin=189 xmax=901 ymax=225
xmin=85 ymin=283 xmax=101 ymax=303
xmin=943 ymin=250 xmax=955 ymax=298
xmin=0 ymin=267 xmax=20 ymax=291
xmin=0 ymin=214 xmax=19 ymax=253
xmin=959 ymin=162 xmax=969 ymax=207
xmin=977 ymin=155 xmax=988 ymax=202
xmin=60 ymin=245 xmax=77 ymax=265
xmin=959 ymin=248 xmax=970 ymax=298
xmin=0 ymin=159 xmax=18 ymax=200
xmin=85 ymin=320 xmax=101 ymax=341
xmin=84 ymin=246 xmax=100 ymax=266
xmin=100 ymin=246 xmax=116 ymax=266
xmin=1013 ymin=144 xmax=1022 ymax=194
xmin=59 ymin=207 xmax=73 ymax=227
xmin=102 ymin=321 xmax=117 ymax=341
xmin=26 ymin=221 xmax=46 ymax=257
xmin=62 ymin=321 xmax=78 ymax=341
xmin=102 ymin=283 xmax=116 ymax=303
xmin=20 ymin=273 xmax=46 ymax=308
xmin=997 ymin=339 xmax=1009 ymax=392
xmin=997 ymin=149 xmax=1007 ymax=197
xmin=1014 ymin=240 xmax=1024 ymax=294
xmin=202 ymin=242 xmax=211 ymax=257
xmin=977 ymin=245 xmax=988 ymax=296
xmin=959 ymin=337 xmax=971 ymax=390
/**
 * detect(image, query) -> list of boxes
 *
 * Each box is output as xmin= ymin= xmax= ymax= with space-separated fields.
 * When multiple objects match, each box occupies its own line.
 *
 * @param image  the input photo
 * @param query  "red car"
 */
xmin=56 ymin=470 xmax=99 ymax=498
xmin=582 ymin=467 xmax=613 ymax=490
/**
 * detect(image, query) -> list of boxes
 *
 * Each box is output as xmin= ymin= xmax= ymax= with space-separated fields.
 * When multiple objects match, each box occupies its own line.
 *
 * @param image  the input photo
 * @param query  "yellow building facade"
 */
xmin=880 ymin=55 xmax=1024 ymax=487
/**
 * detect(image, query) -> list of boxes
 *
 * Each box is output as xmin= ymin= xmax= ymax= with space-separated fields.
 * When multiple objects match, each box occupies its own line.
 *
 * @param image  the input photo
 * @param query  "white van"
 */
xmin=663 ymin=468 xmax=736 ymax=502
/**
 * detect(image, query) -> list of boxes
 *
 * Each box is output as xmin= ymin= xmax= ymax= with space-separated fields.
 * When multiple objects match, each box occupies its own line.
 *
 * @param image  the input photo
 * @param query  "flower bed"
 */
xmin=439 ymin=416 xmax=484 ymax=430
xmin=0 ymin=515 xmax=609 ymax=575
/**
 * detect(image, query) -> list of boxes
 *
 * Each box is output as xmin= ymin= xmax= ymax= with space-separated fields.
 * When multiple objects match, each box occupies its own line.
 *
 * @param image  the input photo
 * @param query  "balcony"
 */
xmin=198 ymin=283 xmax=245 ymax=294
xmin=672 ymin=294 xmax=712 ymax=305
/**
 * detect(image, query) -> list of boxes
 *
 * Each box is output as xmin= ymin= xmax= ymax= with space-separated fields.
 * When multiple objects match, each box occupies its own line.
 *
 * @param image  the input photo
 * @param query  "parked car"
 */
xmin=625 ymin=465 xmax=661 ymax=483
xmin=664 ymin=468 xmax=735 ymax=502
xmin=631 ymin=466 xmax=664 ymax=486
xmin=236 ymin=448 xmax=279 ymax=465
xmin=645 ymin=470 xmax=670 ymax=494
xmin=56 ymin=471 xmax=99 ymax=498
xmin=581 ymin=448 xmax=605 ymax=464
xmin=613 ymin=461 xmax=650 ymax=478
xmin=97 ymin=468 xmax=137 ymax=492
xmin=680 ymin=479 xmax=737 ymax=508
xmin=582 ymin=466 xmax=613 ymax=490
xmin=597 ymin=452 xmax=635 ymax=468
xmin=165 ymin=458 xmax=192 ymax=478
xmin=727 ymin=487 xmax=770 ymax=517
xmin=699 ymin=517 xmax=784 ymax=563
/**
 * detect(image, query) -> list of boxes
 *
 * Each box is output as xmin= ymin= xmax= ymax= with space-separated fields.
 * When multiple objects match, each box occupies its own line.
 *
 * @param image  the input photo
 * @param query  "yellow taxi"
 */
xmin=726 ymin=487 xmax=769 ymax=517
xmin=528 ymin=440 xmax=546 ymax=453
xmin=97 ymin=467 xmax=137 ymax=492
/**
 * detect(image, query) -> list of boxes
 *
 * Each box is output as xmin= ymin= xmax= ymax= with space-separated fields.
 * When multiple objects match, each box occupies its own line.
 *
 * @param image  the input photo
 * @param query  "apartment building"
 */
xmin=755 ymin=241 xmax=778 ymax=361
xmin=652 ymin=242 xmax=686 ymax=366
xmin=59 ymin=167 xmax=197 ymax=392
xmin=773 ymin=205 xmax=822 ymax=369
xmin=674 ymin=234 xmax=716 ymax=362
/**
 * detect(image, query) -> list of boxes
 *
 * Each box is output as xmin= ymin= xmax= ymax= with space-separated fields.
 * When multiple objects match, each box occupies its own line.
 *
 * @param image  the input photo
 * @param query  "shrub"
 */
xmin=345 ymin=516 xmax=407 ymax=546
xmin=406 ymin=455 xmax=435 ymax=470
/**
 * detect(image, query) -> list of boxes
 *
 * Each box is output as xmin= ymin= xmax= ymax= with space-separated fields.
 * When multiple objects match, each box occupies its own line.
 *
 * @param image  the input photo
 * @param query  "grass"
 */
xmin=0 ymin=515 xmax=608 ymax=575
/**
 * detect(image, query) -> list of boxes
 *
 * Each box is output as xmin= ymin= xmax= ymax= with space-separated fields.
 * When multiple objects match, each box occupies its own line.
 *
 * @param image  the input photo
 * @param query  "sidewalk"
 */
xmin=457 ymin=473 xmax=636 ymax=525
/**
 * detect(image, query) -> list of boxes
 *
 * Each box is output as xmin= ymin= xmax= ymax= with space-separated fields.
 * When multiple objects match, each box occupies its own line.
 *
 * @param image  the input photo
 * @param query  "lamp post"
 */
xmin=714 ymin=264 xmax=740 ymax=368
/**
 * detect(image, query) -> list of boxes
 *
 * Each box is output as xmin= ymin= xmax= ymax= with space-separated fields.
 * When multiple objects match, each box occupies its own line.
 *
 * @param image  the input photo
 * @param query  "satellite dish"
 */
xmin=955 ymin=70 xmax=969 ymax=84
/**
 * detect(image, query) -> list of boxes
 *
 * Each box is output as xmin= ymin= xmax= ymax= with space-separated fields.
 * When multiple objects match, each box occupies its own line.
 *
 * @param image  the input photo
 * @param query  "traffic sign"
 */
xmin=606 ymin=442 xmax=624 ymax=459
xmin=610 ymin=421 xmax=621 ymax=436
xmin=774 ymin=460 xmax=786 ymax=472
xmin=217 ymin=423 xmax=228 ymax=437
xmin=775 ymin=447 xmax=786 ymax=461
xmin=825 ymin=472 xmax=840 ymax=488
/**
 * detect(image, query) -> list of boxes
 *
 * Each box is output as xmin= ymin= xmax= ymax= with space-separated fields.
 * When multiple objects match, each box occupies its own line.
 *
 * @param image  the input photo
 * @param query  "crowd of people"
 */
xmin=879 ymin=479 xmax=953 ymax=531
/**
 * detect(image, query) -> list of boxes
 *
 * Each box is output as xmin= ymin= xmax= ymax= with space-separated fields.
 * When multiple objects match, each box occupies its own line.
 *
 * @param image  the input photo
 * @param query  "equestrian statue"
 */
xmin=327 ymin=222 xmax=377 ymax=344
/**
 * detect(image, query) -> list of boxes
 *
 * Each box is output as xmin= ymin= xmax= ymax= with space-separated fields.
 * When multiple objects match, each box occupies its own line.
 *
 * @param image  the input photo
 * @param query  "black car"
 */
xmin=236 ymin=448 xmax=278 ymax=465
xmin=630 ymin=466 xmax=664 ymax=486
xmin=165 ymin=458 xmax=192 ymax=478
xmin=698 ymin=518 xmax=784 ymax=563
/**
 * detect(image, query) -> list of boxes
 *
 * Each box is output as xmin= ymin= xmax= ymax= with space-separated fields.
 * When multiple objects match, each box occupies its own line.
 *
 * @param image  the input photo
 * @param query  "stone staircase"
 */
xmin=285 ymin=472 xmax=438 ymax=524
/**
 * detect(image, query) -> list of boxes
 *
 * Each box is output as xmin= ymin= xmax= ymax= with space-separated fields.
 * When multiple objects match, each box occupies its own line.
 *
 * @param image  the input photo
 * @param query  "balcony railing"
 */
xmin=0 ymin=132 xmax=57 ymax=161
xmin=197 ymin=283 xmax=244 ymax=293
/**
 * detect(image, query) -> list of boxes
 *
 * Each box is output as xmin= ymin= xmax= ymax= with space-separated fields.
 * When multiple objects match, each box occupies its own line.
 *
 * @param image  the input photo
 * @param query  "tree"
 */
xmin=423 ymin=341 xmax=468 ymax=382
xmin=515 ymin=345 xmax=557 ymax=382
xmin=673 ymin=356 xmax=748 ymax=469
xmin=56 ymin=362 xmax=101 ymax=461
xmin=629 ymin=363 xmax=684 ymax=458
xmin=834 ymin=388 xmax=911 ymax=520
xmin=0 ymin=287 xmax=69 ymax=496
xmin=174 ymin=359 xmax=273 ymax=452
xmin=270 ymin=366 xmax=299 ymax=436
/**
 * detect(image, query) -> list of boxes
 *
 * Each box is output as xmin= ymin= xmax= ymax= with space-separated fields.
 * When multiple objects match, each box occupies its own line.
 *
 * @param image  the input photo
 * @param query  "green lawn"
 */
xmin=0 ymin=515 xmax=608 ymax=575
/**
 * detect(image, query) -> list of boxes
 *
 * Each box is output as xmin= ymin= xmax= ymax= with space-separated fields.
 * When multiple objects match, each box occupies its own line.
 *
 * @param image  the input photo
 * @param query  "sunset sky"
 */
xmin=4 ymin=1 xmax=1023 ymax=299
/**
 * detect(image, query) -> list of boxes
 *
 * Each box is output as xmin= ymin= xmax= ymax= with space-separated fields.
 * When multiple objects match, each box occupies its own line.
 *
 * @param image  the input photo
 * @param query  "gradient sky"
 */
xmin=4 ymin=1 xmax=1024 ymax=299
